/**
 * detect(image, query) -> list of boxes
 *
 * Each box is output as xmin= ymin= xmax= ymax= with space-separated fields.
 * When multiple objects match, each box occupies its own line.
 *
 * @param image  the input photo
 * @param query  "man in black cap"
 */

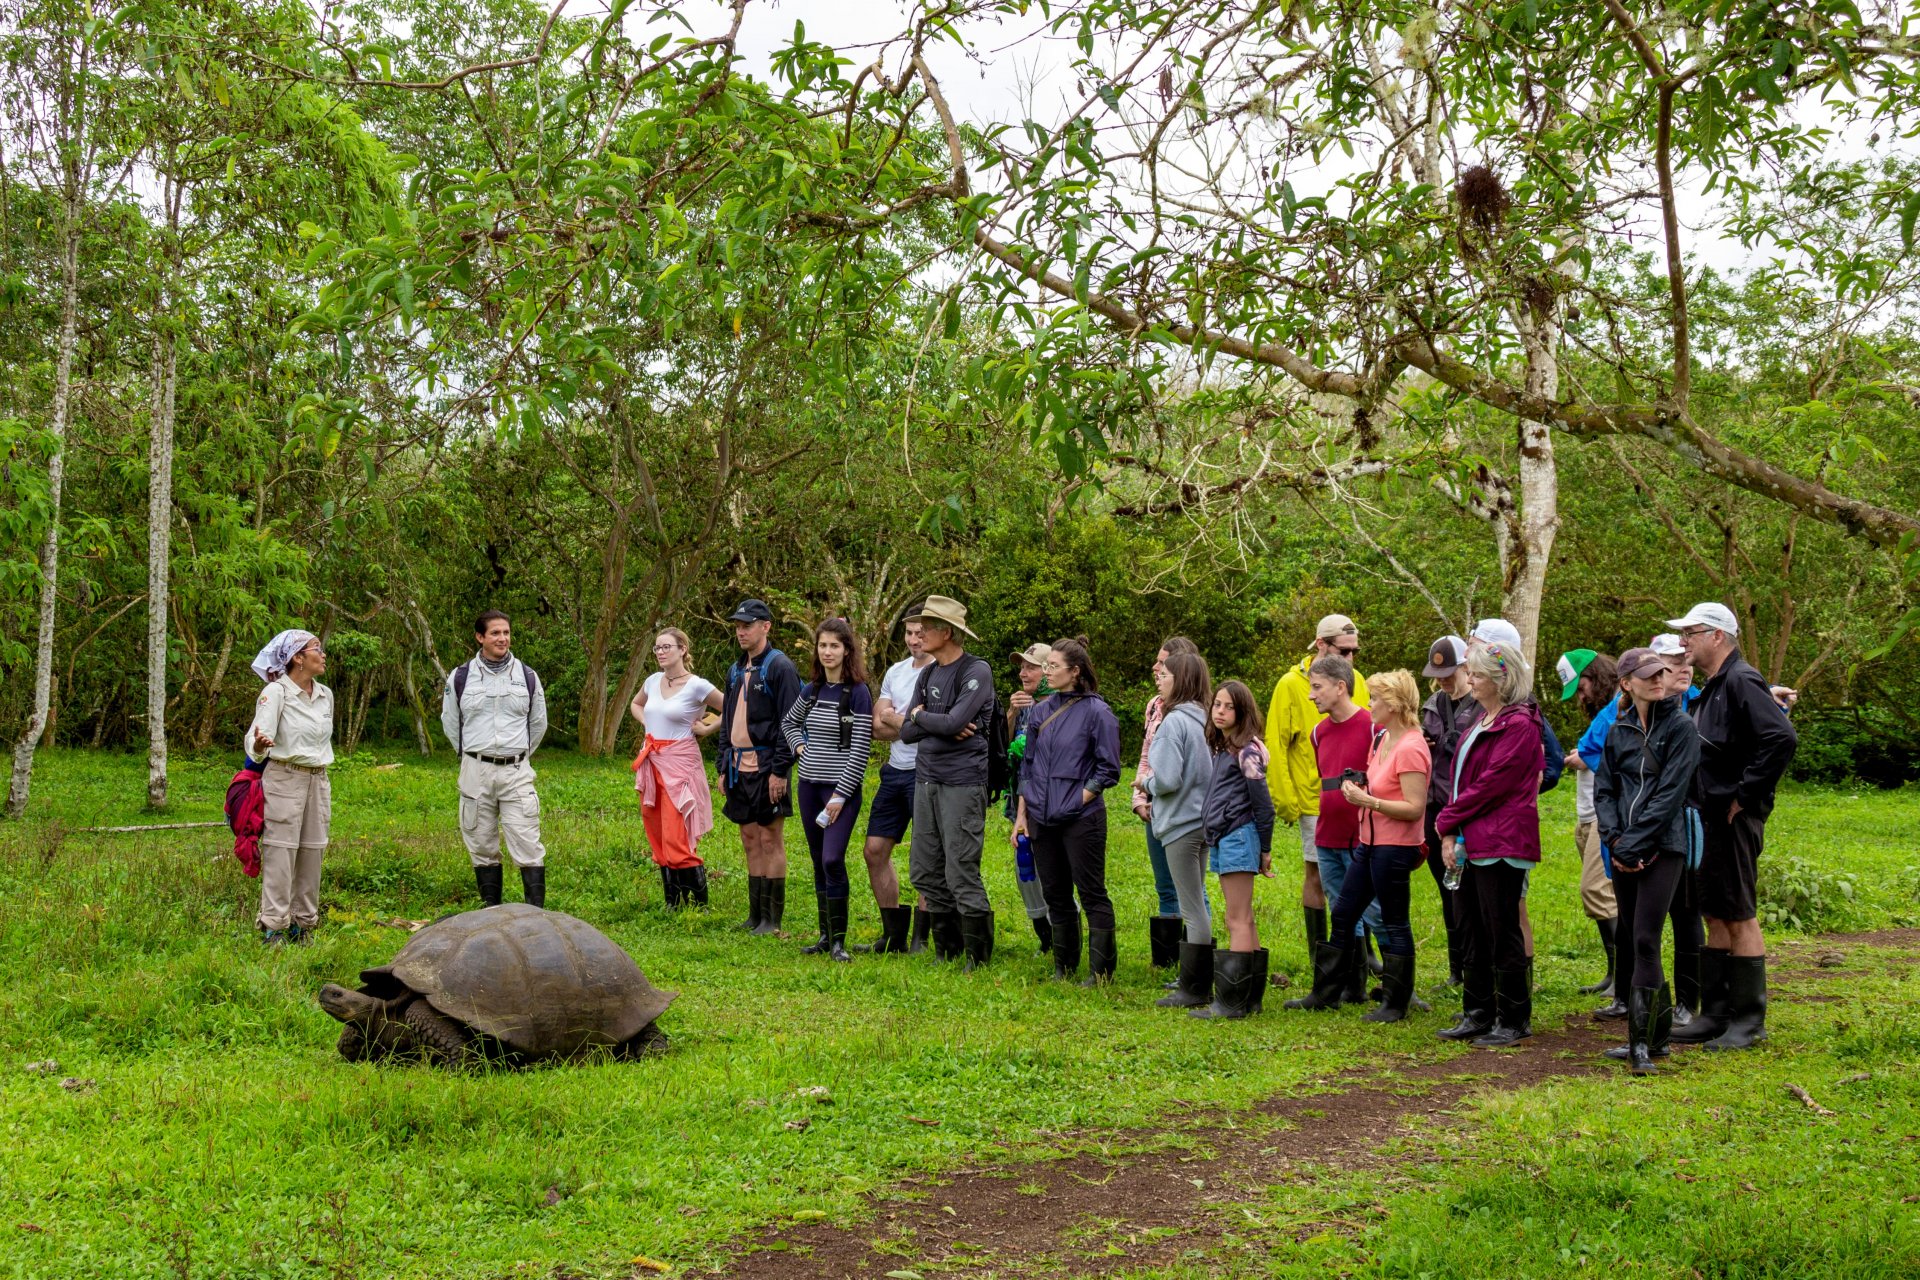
xmin=719 ymin=599 xmax=803 ymax=936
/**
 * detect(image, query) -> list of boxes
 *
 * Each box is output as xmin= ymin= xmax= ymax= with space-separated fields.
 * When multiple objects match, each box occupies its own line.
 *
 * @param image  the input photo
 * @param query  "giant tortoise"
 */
xmin=317 ymin=904 xmax=675 ymax=1065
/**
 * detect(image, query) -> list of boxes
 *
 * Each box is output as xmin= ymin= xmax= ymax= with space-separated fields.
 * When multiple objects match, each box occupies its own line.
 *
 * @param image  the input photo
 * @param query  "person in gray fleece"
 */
xmin=1145 ymin=651 xmax=1216 ymax=1009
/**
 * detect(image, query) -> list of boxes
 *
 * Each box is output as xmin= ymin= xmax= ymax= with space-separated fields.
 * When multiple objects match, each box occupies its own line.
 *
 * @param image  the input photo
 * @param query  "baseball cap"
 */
xmin=1617 ymin=647 xmax=1670 ymax=683
xmin=728 ymin=599 xmax=774 ymax=623
xmin=1012 ymin=642 xmax=1052 ymax=667
xmin=1423 ymin=635 xmax=1467 ymax=677
xmin=1649 ymin=633 xmax=1687 ymax=657
xmin=1555 ymin=649 xmax=1597 ymax=701
xmin=1315 ymin=613 xmax=1358 ymax=640
xmin=1470 ymin=618 xmax=1524 ymax=653
xmin=1666 ymin=602 xmax=1739 ymax=636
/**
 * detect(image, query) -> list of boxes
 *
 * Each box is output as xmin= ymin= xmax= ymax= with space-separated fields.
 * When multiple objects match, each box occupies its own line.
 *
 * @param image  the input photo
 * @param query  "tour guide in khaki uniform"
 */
xmin=720 ymin=598 xmax=804 ymax=936
xmin=1264 ymin=614 xmax=1371 ymax=965
xmin=441 ymin=610 xmax=550 ymax=909
xmin=244 ymin=629 xmax=334 ymax=945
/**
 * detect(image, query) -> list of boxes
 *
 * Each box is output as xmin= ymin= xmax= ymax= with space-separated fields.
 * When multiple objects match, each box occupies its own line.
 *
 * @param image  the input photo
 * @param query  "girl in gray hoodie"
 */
xmin=1145 ymin=651 xmax=1216 ymax=1009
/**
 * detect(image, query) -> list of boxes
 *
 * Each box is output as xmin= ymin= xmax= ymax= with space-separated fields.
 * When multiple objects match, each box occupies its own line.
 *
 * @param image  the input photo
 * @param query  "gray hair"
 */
xmin=1466 ymin=642 xmax=1532 ymax=704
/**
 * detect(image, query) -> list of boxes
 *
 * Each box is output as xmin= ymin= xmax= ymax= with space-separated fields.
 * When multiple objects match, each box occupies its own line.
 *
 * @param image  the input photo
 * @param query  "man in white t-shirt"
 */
xmin=859 ymin=615 xmax=933 ymax=953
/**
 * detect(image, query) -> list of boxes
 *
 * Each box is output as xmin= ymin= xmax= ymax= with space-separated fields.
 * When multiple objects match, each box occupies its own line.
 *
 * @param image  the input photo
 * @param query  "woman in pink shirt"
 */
xmin=1286 ymin=669 xmax=1431 ymax=1021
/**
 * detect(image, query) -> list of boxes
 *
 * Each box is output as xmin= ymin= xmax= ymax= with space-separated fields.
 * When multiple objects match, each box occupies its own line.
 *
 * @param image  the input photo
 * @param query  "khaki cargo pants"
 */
xmin=258 ymin=761 xmax=329 ymax=930
xmin=459 ymin=755 xmax=546 ymax=868
xmin=1574 ymin=819 xmax=1618 ymax=921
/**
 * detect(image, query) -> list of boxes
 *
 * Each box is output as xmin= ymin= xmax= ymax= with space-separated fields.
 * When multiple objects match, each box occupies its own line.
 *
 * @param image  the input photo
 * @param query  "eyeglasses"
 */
xmin=652 ymin=643 xmax=681 ymax=653
xmin=1334 ymin=645 xmax=1359 ymax=658
xmin=1676 ymin=627 xmax=1712 ymax=639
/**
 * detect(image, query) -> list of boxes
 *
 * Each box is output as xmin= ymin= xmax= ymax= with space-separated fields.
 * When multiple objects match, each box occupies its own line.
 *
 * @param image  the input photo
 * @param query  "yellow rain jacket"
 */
xmin=1263 ymin=654 xmax=1370 ymax=823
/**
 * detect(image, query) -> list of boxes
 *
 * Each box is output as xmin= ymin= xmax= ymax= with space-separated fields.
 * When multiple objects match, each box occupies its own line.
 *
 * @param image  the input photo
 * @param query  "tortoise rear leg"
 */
xmin=615 ymin=1023 xmax=670 ymax=1060
xmin=401 ymin=999 xmax=477 ymax=1067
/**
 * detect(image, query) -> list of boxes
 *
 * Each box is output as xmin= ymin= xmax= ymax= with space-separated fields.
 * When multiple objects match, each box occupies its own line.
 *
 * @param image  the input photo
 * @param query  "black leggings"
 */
xmin=1332 ymin=843 xmax=1422 ymax=955
xmin=798 ymin=779 xmax=861 ymax=900
xmin=1612 ymin=851 xmax=1684 ymax=989
xmin=1030 ymin=804 xmax=1115 ymax=930
xmin=1460 ymin=860 xmax=1529 ymax=1023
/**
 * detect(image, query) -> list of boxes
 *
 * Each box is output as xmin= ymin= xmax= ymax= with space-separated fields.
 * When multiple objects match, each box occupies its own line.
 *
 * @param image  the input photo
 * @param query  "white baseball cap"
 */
xmin=1666 ymin=602 xmax=1739 ymax=636
xmin=1470 ymin=619 xmax=1524 ymax=653
xmin=1649 ymin=633 xmax=1687 ymax=657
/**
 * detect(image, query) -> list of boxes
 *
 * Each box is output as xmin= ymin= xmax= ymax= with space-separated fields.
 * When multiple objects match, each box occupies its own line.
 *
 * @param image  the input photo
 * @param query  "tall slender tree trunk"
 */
xmin=145 ymin=330 xmax=177 ymax=809
xmin=6 ymin=212 xmax=81 ymax=818
xmin=193 ymin=626 xmax=235 ymax=750
xmin=1502 ymin=311 xmax=1563 ymax=671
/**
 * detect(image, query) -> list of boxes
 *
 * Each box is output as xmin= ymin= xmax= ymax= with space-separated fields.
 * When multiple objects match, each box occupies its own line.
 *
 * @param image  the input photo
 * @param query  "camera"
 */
xmin=1340 ymin=767 xmax=1369 ymax=790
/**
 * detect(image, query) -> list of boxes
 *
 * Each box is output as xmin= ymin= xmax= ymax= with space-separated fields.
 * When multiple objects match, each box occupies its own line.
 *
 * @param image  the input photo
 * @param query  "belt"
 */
xmin=271 ymin=760 xmax=328 ymax=775
xmin=466 ymin=751 xmax=525 ymax=766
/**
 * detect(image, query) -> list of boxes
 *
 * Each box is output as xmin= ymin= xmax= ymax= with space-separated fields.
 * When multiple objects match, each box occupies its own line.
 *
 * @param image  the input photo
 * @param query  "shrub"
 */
xmin=1756 ymin=853 xmax=1860 ymax=933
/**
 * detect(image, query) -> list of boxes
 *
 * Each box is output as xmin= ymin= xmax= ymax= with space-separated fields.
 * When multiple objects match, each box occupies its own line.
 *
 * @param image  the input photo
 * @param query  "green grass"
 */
xmin=2 ymin=748 xmax=1917 ymax=1278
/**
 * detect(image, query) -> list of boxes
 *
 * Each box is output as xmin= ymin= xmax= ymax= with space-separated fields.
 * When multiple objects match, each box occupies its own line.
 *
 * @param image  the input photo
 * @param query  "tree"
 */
xmin=834 ymin=0 xmax=1920 ymax=665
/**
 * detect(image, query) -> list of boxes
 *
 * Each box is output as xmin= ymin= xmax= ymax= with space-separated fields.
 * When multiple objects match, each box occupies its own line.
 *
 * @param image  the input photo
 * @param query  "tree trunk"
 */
xmin=404 ymin=655 xmax=433 ymax=756
xmin=1501 ymin=312 xmax=1563 ymax=671
xmin=193 ymin=625 xmax=235 ymax=750
xmin=6 ymin=214 xmax=80 ymax=818
xmin=145 ymin=330 xmax=176 ymax=809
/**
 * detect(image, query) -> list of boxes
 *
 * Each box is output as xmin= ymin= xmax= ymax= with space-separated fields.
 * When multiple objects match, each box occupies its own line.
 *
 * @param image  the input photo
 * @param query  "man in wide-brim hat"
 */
xmin=898 ymin=595 xmax=999 ymax=970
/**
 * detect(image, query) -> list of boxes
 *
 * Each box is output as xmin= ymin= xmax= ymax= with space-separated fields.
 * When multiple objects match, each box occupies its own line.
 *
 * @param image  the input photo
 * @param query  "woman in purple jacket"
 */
xmin=1433 ymin=641 xmax=1545 ymax=1047
xmin=1013 ymin=637 xmax=1123 ymax=984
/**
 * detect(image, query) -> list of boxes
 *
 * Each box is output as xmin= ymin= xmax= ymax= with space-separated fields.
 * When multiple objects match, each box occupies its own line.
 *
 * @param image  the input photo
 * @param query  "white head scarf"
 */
xmin=252 ymin=630 xmax=319 ymax=683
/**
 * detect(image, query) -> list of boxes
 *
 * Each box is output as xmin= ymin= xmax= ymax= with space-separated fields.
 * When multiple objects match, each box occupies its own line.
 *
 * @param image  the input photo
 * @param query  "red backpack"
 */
xmin=224 ymin=761 xmax=266 ymax=878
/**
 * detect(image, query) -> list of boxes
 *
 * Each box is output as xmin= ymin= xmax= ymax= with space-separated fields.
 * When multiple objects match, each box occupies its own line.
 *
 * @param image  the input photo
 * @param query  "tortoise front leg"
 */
xmin=401 ymin=999 xmax=477 ymax=1067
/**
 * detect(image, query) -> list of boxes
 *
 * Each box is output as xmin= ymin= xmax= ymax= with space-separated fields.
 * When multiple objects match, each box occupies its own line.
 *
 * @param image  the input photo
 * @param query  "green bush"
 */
xmin=1756 ymin=852 xmax=1861 ymax=932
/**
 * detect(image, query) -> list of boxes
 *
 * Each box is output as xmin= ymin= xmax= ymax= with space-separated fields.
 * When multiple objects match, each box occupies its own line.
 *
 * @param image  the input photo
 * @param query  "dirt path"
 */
xmin=723 ymin=938 xmax=1891 ymax=1280
xmin=726 ymin=1015 xmax=1617 ymax=1279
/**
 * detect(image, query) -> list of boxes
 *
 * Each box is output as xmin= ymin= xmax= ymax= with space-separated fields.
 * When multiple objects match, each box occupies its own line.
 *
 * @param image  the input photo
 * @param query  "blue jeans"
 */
xmin=1331 ymin=843 xmax=1422 ymax=955
xmin=1317 ymin=845 xmax=1384 ymax=939
xmin=1144 ymin=822 xmax=1182 ymax=915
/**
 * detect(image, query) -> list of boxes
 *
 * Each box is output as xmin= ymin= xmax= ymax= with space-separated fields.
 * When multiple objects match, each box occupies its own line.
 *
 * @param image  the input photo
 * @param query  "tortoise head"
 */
xmin=318 ymin=983 xmax=381 ymax=1025
xmin=319 ymin=984 xmax=422 ymax=1062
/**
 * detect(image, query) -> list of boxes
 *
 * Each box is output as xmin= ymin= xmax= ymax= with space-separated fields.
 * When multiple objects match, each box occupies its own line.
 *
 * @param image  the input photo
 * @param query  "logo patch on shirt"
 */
xmin=965 ymin=679 xmax=978 ymax=691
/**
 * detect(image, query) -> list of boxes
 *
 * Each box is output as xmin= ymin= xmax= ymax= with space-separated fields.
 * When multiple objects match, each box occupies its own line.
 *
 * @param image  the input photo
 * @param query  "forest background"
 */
xmin=3 ymin=0 xmax=1919 ymax=812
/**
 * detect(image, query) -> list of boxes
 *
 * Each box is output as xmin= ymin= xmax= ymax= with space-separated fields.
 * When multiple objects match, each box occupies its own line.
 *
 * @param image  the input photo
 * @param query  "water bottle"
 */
xmin=1443 ymin=859 xmax=1464 ymax=891
xmin=815 ymin=806 xmax=834 ymax=829
xmin=1014 ymin=831 xmax=1037 ymax=883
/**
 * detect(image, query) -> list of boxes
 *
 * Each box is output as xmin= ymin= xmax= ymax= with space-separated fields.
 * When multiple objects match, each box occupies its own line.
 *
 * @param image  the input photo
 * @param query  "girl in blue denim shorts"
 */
xmin=1192 ymin=680 xmax=1276 ymax=1019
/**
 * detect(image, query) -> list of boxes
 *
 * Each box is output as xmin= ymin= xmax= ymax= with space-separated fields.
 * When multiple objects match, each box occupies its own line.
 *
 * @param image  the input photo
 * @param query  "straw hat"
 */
xmin=906 ymin=595 xmax=977 ymax=638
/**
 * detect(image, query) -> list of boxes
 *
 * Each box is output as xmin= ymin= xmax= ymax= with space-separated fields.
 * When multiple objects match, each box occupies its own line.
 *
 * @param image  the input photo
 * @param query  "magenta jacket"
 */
xmin=1433 ymin=700 xmax=1545 ymax=863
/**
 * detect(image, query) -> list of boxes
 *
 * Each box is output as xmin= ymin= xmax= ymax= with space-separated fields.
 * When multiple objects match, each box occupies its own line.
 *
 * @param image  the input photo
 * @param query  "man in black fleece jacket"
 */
xmin=1668 ymin=602 xmax=1797 ymax=1051
xmin=899 ymin=595 xmax=998 ymax=967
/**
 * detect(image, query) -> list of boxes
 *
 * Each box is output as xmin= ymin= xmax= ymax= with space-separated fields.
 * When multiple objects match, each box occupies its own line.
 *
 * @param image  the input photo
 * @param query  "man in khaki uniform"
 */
xmin=441 ymin=610 xmax=550 ymax=908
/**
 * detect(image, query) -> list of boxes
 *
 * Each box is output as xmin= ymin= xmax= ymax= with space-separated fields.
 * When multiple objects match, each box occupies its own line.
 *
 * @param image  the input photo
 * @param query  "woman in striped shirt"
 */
xmin=781 ymin=618 xmax=875 ymax=962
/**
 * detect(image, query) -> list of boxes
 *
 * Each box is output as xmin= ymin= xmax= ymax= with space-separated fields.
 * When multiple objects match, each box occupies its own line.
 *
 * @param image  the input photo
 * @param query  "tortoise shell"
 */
xmin=369 ymin=904 xmax=676 ymax=1058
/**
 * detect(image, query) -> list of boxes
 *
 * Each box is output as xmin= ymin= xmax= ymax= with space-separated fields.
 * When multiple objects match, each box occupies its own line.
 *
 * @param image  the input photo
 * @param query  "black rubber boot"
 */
xmin=688 ymin=865 xmax=710 ymax=907
xmin=909 ymin=905 xmax=932 ymax=954
xmin=960 ymin=911 xmax=995 ymax=972
xmin=1607 ymin=982 xmax=1675 ymax=1063
xmin=1363 ymin=927 xmax=1385 ymax=977
xmin=1438 ymin=964 xmax=1495 ymax=1041
xmin=741 ymin=876 xmax=765 ymax=931
xmin=1284 ymin=942 xmax=1350 ymax=1010
xmin=520 ymin=866 xmax=546 ymax=909
xmin=753 ymin=878 xmax=785 ymax=936
xmin=475 ymin=865 xmax=504 ymax=907
xmin=1703 ymin=956 xmax=1768 ymax=1051
xmin=1580 ymin=918 xmax=1617 ymax=996
xmin=1626 ymin=986 xmax=1659 ymax=1074
xmin=1149 ymin=915 xmax=1182 ymax=969
xmin=1672 ymin=943 xmax=1701 ymax=1027
xmin=1031 ymin=913 xmax=1054 ymax=955
xmin=1081 ymin=927 xmax=1117 ymax=986
xmin=1363 ymin=952 xmax=1415 ymax=1023
xmin=864 ymin=905 xmax=911 ymax=954
xmin=1342 ymin=936 xmax=1370 ymax=1004
xmin=660 ymin=866 xmax=682 ymax=908
xmin=1249 ymin=949 xmax=1269 ymax=1014
xmin=930 ymin=910 xmax=964 ymax=961
xmin=801 ymin=890 xmax=832 ymax=954
xmin=1304 ymin=905 xmax=1328 ymax=951
xmin=826 ymin=898 xmax=852 ymax=963
xmin=1672 ymin=947 xmax=1731 ymax=1043
xmin=1157 ymin=941 xmax=1214 ymax=1008
xmin=1051 ymin=915 xmax=1082 ymax=979
xmin=1191 ymin=949 xmax=1261 ymax=1020
xmin=1471 ymin=964 xmax=1532 ymax=1047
